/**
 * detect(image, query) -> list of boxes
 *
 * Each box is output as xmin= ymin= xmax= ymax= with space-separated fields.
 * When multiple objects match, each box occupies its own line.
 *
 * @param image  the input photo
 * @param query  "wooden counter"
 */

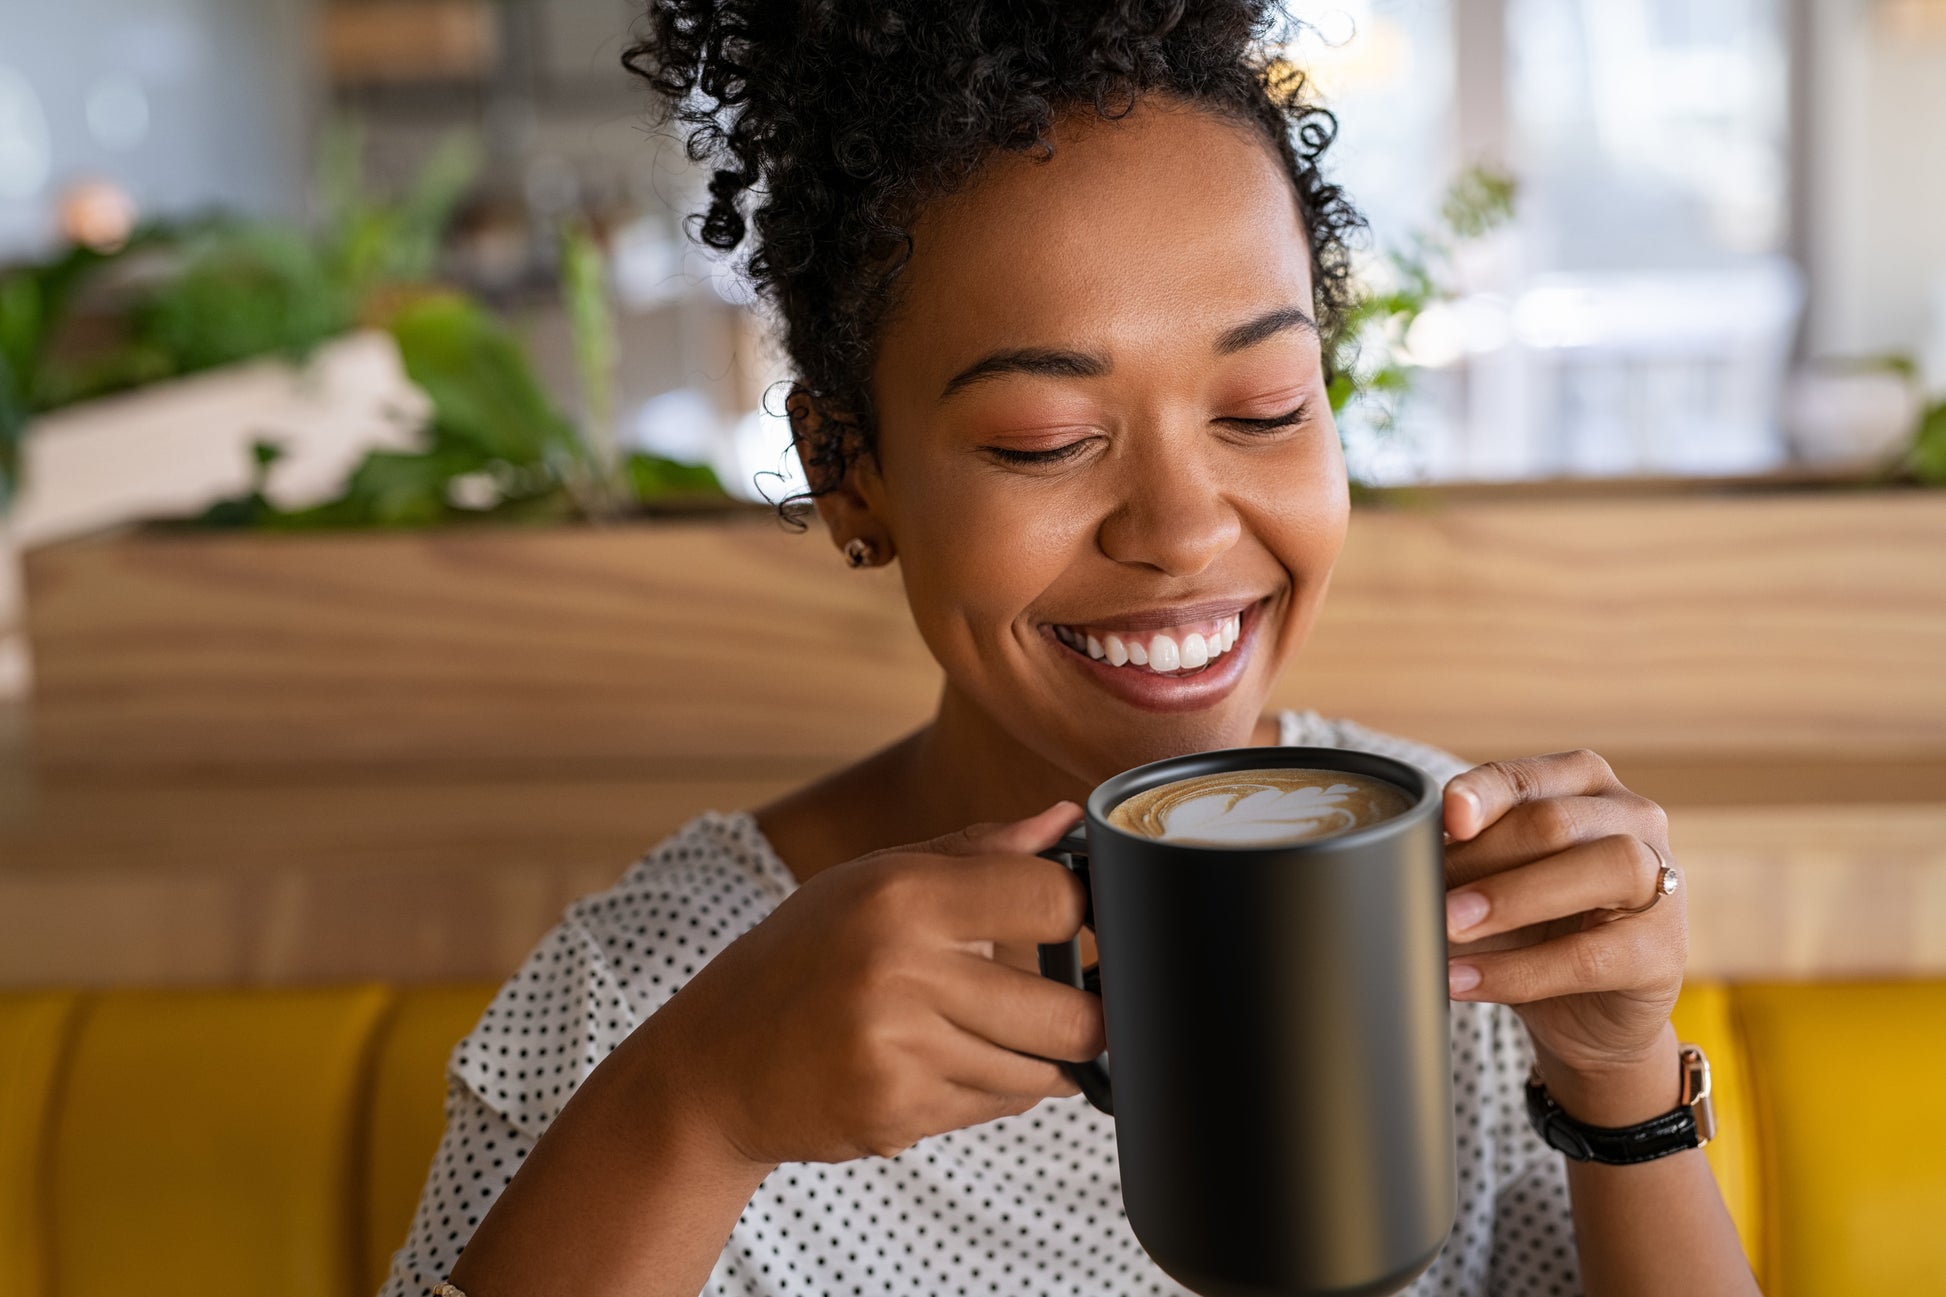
xmin=3 ymin=481 xmax=1941 ymax=985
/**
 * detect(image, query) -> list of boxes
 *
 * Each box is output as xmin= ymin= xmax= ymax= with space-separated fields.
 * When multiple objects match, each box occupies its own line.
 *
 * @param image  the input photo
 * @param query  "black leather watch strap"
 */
xmin=1524 ymin=1072 xmax=1703 ymax=1165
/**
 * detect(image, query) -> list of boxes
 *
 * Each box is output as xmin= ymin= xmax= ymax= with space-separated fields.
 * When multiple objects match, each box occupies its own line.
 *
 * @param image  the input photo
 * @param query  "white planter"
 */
xmin=8 ymin=329 xmax=430 ymax=549
xmin=1783 ymin=366 xmax=1922 ymax=469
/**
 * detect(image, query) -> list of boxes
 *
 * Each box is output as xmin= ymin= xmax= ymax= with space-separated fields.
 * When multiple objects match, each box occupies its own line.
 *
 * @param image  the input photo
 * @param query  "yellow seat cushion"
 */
xmin=0 ymin=992 xmax=82 ymax=1297
xmin=49 ymin=986 xmax=391 ymax=1297
xmin=4 ymin=976 xmax=1943 ymax=1296
xmin=1734 ymin=981 xmax=1946 ymax=1296
xmin=362 ymin=984 xmax=498 ymax=1294
xmin=1669 ymin=980 xmax=1762 ymax=1278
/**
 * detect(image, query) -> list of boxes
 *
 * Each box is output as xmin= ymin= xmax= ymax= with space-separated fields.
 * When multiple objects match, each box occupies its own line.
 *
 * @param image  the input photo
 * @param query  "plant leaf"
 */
xmin=1911 ymin=402 xmax=1946 ymax=485
xmin=387 ymin=293 xmax=576 ymax=464
xmin=625 ymin=451 xmax=724 ymax=501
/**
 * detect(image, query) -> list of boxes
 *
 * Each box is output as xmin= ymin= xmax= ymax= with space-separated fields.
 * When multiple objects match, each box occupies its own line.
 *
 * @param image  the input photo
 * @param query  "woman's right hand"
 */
xmin=641 ymin=800 xmax=1105 ymax=1167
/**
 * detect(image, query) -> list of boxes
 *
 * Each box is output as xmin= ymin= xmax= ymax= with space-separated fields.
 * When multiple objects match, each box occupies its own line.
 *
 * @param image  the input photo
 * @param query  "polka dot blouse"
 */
xmin=381 ymin=709 xmax=1582 ymax=1296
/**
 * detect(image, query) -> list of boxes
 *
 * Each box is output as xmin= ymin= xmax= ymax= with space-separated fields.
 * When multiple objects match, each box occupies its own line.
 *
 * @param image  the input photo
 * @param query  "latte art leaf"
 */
xmin=1157 ymin=783 xmax=1362 ymax=844
xmin=1106 ymin=767 xmax=1413 ymax=846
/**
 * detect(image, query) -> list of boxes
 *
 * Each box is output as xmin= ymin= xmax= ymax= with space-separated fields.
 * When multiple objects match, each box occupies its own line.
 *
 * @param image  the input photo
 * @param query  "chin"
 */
xmin=1055 ymin=699 xmax=1270 ymax=790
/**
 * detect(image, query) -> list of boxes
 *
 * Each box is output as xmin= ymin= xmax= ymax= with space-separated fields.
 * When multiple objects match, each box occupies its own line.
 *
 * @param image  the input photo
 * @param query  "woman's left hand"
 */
xmin=1442 ymin=749 xmax=1688 ymax=1096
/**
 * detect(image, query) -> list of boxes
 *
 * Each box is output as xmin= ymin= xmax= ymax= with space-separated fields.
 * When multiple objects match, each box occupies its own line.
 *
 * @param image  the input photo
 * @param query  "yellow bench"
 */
xmin=2 ymin=981 xmax=1942 ymax=1296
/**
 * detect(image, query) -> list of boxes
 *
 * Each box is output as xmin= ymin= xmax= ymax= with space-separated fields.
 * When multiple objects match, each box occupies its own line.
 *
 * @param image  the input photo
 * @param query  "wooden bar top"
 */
xmin=3 ymin=481 xmax=1941 ymax=986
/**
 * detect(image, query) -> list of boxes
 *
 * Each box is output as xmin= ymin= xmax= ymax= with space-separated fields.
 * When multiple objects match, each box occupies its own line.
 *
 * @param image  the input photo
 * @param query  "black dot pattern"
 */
xmin=380 ymin=710 xmax=1582 ymax=1295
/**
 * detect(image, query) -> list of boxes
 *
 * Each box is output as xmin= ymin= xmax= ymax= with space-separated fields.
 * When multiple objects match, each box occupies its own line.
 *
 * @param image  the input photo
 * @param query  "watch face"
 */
xmin=1692 ymin=1092 xmax=1718 ymax=1145
xmin=1680 ymin=1043 xmax=1717 ymax=1145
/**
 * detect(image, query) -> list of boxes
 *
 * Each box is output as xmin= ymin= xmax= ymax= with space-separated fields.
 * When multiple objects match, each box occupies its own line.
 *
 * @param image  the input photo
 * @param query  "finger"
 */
xmin=924 ymin=851 xmax=1093 ymax=945
xmin=933 ymin=1018 xmax=1087 ymax=1101
xmin=909 ymin=800 xmax=1085 ymax=859
xmin=941 ymin=1078 xmax=1069 ymax=1136
xmin=1444 ymin=750 xmax=1624 ymax=843
xmin=1442 ymin=794 xmax=1642 ymax=889
xmin=1445 ymin=833 xmax=1672 ymax=943
xmin=1447 ymin=921 xmax=1673 ymax=1004
xmin=931 ymin=951 xmax=1108 ymax=1063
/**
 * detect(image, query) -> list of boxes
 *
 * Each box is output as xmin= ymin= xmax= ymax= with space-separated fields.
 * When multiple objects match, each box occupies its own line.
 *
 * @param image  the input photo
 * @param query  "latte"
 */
xmin=1105 ymin=766 xmax=1413 ymax=847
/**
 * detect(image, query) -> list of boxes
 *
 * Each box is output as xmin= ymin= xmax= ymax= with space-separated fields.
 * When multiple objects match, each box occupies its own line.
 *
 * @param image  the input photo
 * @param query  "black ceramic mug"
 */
xmin=1035 ymin=745 xmax=1455 ymax=1297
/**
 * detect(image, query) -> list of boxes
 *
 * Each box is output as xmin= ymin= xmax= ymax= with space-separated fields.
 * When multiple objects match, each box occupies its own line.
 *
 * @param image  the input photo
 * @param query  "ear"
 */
xmin=787 ymin=385 xmax=891 ymax=558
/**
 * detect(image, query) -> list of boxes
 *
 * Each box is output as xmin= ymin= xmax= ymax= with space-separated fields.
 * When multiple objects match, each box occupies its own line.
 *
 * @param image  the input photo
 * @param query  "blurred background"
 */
xmin=0 ymin=3 xmax=1942 ymax=1296
xmin=2 ymin=0 xmax=1944 ymax=531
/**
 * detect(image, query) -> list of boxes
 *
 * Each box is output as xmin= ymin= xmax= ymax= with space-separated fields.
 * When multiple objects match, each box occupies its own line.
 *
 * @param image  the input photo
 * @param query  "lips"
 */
xmin=1040 ymin=595 xmax=1270 ymax=714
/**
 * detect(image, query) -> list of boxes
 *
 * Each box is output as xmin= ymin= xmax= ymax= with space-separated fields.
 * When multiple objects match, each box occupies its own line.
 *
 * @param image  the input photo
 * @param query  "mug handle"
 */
xmin=1036 ymin=827 xmax=1114 ymax=1115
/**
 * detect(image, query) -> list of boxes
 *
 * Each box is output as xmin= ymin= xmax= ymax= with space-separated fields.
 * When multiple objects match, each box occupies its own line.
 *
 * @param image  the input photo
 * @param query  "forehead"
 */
xmin=879 ymin=99 xmax=1317 ymax=387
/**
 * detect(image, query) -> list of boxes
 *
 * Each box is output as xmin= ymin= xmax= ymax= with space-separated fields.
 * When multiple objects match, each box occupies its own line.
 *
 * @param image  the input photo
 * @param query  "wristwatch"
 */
xmin=1524 ymin=1042 xmax=1717 ymax=1165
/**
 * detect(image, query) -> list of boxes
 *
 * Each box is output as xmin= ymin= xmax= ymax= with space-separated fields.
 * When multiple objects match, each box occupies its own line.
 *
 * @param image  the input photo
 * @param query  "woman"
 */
xmin=386 ymin=2 xmax=1757 ymax=1294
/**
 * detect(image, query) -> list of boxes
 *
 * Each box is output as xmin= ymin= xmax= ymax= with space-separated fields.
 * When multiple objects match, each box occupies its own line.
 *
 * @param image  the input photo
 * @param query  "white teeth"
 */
xmin=1054 ymin=607 xmax=1247 ymax=675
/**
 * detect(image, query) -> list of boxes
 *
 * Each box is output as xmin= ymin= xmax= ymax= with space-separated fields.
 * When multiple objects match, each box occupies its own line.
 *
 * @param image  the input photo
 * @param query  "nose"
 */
xmin=1094 ymin=432 xmax=1242 ymax=577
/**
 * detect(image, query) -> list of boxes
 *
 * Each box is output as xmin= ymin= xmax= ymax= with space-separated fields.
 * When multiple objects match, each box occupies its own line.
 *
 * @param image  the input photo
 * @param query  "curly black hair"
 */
xmin=622 ymin=0 xmax=1365 ymax=530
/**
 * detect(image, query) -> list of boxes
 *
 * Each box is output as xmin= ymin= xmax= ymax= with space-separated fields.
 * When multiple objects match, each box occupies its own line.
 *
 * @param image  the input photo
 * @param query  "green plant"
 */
xmin=216 ymin=291 xmax=591 ymax=528
xmin=192 ymin=233 xmax=725 ymax=528
xmin=558 ymin=218 xmax=626 ymax=521
xmin=1906 ymin=399 xmax=1946 ymax=485
xmin=1327 ymin=164 xmax=1518 ymax=441
xmin=2 ymin=119 xmax=725 ymax=526
xmin=317 ymin=119 xmax=480 ymax=304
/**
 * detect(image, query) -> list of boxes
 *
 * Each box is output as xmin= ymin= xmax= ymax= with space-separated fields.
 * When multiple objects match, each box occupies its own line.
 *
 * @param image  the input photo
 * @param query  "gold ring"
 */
xmin=1613 ymin=840 xmax=1679 ymax=916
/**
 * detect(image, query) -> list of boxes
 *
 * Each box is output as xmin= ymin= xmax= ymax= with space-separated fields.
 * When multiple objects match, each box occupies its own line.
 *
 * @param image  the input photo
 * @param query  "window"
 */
xmin=1287 ymin=0 xmax=1798 ymax=484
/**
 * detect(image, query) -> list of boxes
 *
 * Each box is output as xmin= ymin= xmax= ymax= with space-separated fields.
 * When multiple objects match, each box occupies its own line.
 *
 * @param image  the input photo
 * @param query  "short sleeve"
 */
xmin=377 ymin=1078 xmax=535 ymax=1296
xmin=450 ymin=916 xmax=640 ymax=1142
xmin=376 ymin=917 xmax=640 ymax=1294
xmin=371 ymin=817 xmax=786 ymax=1295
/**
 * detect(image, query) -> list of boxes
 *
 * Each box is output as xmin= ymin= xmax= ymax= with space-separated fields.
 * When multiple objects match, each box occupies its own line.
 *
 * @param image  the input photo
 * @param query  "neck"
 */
xmin=881 ymin=682 xmax=1286 ymax=845
xmin=755 ymin=684 xmax=1289 ymax=885
xmin=880 ymin=681 xmax=1094 ymax=843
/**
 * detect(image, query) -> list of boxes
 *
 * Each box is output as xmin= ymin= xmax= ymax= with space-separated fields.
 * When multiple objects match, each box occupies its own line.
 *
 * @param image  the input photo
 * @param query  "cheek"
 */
xmin=1260 ymin=435 xmax=1351 ymax=613
xmin=888 ymin=468 xmax=1095 ymax=661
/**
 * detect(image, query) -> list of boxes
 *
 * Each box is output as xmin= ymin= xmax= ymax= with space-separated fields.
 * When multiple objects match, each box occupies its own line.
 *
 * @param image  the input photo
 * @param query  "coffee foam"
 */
xmin=1106 ymin=767 xmax=1413 ymax=847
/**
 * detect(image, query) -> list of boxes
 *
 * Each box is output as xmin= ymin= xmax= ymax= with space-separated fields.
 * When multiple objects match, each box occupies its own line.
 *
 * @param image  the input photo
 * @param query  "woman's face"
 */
xmin=828 ymin=96 xmax=1349 ymax=784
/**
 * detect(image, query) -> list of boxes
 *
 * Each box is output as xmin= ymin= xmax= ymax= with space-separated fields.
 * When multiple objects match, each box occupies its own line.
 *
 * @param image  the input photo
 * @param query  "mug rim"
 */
xmin=1082 ymin=745 xmax=1438 ymax=855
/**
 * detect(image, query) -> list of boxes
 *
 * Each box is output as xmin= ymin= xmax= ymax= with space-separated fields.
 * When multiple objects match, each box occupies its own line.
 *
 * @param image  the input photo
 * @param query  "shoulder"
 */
xmin=1277 ymin=707 xmax=1476 ymax=787
xmin=447 ymin=809 xmax=794 ymax=1138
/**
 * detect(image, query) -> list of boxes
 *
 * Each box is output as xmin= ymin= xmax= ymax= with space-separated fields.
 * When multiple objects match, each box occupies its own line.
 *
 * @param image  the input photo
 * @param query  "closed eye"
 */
xmin=1218 ymin=400 xmax=1312 ymax=433
xmin=980 ymin=399 xmax=1313 ymax=465
xmin=983 ymin=441 xmax=1092 ymax=466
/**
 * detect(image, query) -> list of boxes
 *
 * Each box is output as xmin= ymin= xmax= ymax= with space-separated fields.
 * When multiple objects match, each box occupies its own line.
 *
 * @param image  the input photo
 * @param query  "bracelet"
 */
xmin=432 ymin=1283 xmax=468 ymax=1297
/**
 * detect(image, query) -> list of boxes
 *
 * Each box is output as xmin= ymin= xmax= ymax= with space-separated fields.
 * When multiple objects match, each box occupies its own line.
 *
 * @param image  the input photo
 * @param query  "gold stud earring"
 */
xmin=844 ymin=537 xmax=879 ymax=568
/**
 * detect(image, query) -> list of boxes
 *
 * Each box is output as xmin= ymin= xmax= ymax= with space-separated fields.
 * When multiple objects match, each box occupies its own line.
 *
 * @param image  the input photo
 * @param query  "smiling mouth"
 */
xmin=1044 ymin=596 xmax=1267 ymax=677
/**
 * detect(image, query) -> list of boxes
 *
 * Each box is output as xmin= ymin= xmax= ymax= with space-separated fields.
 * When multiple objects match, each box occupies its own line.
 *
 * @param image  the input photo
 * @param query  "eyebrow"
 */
xmin=938 ymin=304 xmax=1320 ymax=401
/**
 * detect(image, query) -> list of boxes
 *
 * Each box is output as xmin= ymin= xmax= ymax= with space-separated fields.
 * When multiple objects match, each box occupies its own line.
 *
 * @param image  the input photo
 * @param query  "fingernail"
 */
xmin=1446 ymin=891 xmax=1489 ymax=933
xmin=1448 ymin=962 xmax=1481 ymax=995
